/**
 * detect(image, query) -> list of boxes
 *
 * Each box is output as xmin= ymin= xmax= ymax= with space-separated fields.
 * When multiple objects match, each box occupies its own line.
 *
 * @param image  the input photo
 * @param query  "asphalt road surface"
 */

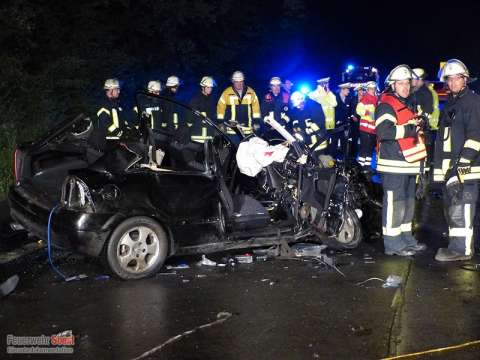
xmin=1 ymin=196 xmax=480 ymax=360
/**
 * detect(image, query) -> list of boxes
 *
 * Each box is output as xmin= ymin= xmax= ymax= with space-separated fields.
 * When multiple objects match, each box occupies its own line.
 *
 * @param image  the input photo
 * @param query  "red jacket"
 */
xmin=356 ymin=93 xmax=378 ymax=134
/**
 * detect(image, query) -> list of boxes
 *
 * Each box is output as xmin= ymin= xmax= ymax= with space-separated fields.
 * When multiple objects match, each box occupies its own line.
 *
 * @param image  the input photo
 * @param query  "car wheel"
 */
xmin=105 ymin=217 xmax=168 ymax=280
xmin=320 ymin=208 xmax=362 ymax=250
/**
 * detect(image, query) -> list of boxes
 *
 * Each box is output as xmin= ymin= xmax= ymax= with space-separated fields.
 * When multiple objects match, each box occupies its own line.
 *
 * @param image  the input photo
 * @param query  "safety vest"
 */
xmin=428 ymin=84 xmax=440 ymax=130
xmin=309 ymin=90 xmax=336 ymax=130
xmin=217 ymin=86 xmax=261 ymax=135
xmin=356 ymin=93 xmax=377 ymax=134
xmin=189 ymin=111 xmax=212 ymax=143
xmin=380 ymin=94 xmax=427 ymax=163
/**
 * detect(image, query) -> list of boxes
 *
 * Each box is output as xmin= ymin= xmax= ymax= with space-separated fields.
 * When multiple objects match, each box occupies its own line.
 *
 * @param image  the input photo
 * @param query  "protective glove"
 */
xmin=445 ymin=168 xmax=463 ymax=204
xmin=415 ymin=173 xmax=428 ymax=200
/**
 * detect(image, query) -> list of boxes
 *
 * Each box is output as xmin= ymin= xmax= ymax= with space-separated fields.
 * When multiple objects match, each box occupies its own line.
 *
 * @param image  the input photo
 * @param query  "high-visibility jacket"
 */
xmin=188 ymin=92 xmax=216 ymax=143
xmin=96 ymin=98 xmax=129 ymax=139
xmin=356 ymin=92 xmax=378 ymax=134
xmin=217 ymin=86 xmax=261 ymax=135
xmin=309 ymin=88 xmax=337 ymax=130
xmin=375 ymin=93 xmax=425 ymax=174
xmin=428 ymin=84 xmax=440 ymax=130
xmin=290 ymin=99 xmax=327 ymax=152
xmin=136 ymin=97 xmax=164 ymax=130
xmin=433 ymin=88 xmax=480 ymax=183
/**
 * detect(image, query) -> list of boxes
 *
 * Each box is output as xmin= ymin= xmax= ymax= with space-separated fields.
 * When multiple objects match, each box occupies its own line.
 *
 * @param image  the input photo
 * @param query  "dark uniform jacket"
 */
xmin=96 ymin=97 xmax=129 ymax=139
xmin=433 ymin=87 xmax=480 ymax=183
xmin=375 ymin=93 xmax=421 ymax=174
xmin=160 ymin=88 xmax=183 ymax=131
xmin=289 ymin=99 xmax=327 ymax=150
xmin=261 ymin=90 xmax=290 ymax=138
xmin=188 ymin=91 xmax=217 ymax=143
xmin=335 ymin=93 xmax=355 ymax=127
xmin=413 ymin=84 xmax=434 ymax=115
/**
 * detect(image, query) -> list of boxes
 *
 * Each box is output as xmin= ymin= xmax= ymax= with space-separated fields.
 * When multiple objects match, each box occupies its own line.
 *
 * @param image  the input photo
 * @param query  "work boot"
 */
xmin=434 ymin=248 xmax=472 ymax=262
xmin=406 ymin=242 xmax=427 ymax=252
xmin=385 ymin=248 xmax=416 ymax=256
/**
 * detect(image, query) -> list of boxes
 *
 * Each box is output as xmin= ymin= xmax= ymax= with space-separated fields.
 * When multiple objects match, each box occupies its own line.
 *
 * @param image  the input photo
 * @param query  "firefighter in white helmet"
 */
xmin=433 ymin=59 xmax=480 ymax=261
xmin=289 ymin=91 xmax=327 ymax=156
xmin=217 ymin=71 xmax=261 ymax=140
xmin=160 ymin=75 xmax=182 ymax=131
xmin=96 ymin=78 xmax=130 ymax=139
xmin=138 ymin=80 xmax=164 ymax=130
xmin=187 ymin=76 xmax=217 ymax=143
xmin=375 ymin=65 xmax=427 ymax=256
xmin=261 ymin=76 xmax=290 ymax=139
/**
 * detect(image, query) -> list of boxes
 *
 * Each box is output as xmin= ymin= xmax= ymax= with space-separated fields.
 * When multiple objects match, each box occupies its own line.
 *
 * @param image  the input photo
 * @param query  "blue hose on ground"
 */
xmin=47 ymin=204 xmax=67 ymax=280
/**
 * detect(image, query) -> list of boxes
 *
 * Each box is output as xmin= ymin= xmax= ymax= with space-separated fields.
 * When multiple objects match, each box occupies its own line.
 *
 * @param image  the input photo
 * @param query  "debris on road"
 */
xmin=0 ymin=275 xmax=19 ymax=298
xmin=235 ymin=254 xmax=253 ymax=264
xmin=131 ymin=311 xmax=233 ymax=359
xmin=382 ymin=274 xmax=402 ymax=288
xmin=65 ymin=274 xmax=88 ymax=282
xmin=292 ymin=243 xmax=327 ymax=257
xmin=198 ymin=255 xmax=217 ymax=267
xmin=355 ymin=274 xmax=402 ymax=288
xmin=166 ymin=263 xmax=190 ymax=270
xmin=94 ymin=275 xmax=110 ymax=281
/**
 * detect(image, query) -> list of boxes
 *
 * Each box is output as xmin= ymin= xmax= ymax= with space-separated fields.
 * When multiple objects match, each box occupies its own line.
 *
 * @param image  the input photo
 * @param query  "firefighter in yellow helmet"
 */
xmin=375 ymin=65 xmax=427 ymax=256
xmin=188 ymin=76 xmax=217 ymax=143
xmin=433 ymin=59 xmax=480 ymax=261
xmin=96 ymin=78 xmax=130 ymax=139
xmin=217 ymin=71 xmax=261 ymax=140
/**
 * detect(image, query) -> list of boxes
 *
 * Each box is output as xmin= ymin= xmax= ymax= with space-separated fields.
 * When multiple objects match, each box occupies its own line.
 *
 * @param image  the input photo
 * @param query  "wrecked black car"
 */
xmin=8 ymin=93 xmax=378 ymax=279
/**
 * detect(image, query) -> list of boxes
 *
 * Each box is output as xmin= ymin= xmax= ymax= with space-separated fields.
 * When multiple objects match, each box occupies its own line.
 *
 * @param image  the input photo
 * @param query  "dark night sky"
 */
xmin=243 ymin=0 xmax=480 ymax=88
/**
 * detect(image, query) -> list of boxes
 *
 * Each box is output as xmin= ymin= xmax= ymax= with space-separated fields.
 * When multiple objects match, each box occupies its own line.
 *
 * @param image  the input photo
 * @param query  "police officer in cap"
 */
xmin=433 ymin=59 xmax=480 ymax=261
xmin=334 ymin=82 xmax=355 ymax=159
xmin=375 ymin=65 xmax=428 ymax=256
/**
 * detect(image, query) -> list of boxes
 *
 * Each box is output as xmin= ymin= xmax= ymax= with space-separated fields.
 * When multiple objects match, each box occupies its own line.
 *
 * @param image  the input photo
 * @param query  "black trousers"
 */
xmin=443 ymin=182 xmax=478 ymax=256
xmin=381 ymin=174 xmax=419 ymax=253
xmin=359 ymin=132 xmax=376 ymax=168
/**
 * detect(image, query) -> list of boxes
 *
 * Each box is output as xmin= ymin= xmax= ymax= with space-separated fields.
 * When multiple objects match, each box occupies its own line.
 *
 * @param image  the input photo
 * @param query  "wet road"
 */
xmin=1 ymin=196 xmax=480 ymax=360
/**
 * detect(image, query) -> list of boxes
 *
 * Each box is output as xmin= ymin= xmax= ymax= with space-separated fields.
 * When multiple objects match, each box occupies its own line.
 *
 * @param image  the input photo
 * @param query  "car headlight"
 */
xmin=61 ymin=176 xmax=96 ymax=212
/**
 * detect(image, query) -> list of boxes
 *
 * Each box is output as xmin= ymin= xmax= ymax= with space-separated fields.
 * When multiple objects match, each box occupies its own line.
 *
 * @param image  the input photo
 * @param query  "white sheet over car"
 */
xmin=236 ymin=137 xmax=289 ymax=177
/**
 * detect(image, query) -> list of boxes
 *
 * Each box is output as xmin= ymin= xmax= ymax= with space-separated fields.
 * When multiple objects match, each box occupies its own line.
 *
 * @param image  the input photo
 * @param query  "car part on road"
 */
xmin=0 ymin=274 xmax=19 ymax=298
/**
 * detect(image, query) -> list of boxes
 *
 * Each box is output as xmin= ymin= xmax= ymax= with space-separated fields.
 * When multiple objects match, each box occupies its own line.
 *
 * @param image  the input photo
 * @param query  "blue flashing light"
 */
xmin=347 ymin=64 xmax=355 ymax=72
xmin=299 ymin=84 xmax=311 ymax=94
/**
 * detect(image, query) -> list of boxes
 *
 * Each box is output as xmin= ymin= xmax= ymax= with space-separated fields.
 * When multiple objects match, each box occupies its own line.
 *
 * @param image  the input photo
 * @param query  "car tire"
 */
xmin=105 ymin=216 xmax=168 ymax=280
xmin=320 ymin=208 xmax=363 ymax=250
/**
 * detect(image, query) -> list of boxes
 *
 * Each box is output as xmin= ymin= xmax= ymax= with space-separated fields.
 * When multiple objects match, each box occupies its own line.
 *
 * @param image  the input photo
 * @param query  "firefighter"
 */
xmin=289 ymin=91 xmax=327 ymax=155
xmin=376 ymin=65 xmax=427 ymax=256
xmin=217 ymin=71 xmax=261 ymax=139
xmin=160 ymin=75 xmax=182 ymax=131
xmin=188 ymin=76 xmax=217 ymax=143
xmin=412 ymin=68 xmax=439 ymax=165
xmin=138 ymin=80 xmax=163 ymax=130
xmin=433 ymin=59 xmax=480 ymax=261
xmin=97 ymin=78 xmax=129 ymax=139
xmin=282 ymin=79 xmax=294 ymax=102
xmin=356 ymin=81 xmax=378 ymax=172
xmin=261 ymin=76 xmax=290 ymax=139
xmin=334 ymin=83 xmax=355 ymax=159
